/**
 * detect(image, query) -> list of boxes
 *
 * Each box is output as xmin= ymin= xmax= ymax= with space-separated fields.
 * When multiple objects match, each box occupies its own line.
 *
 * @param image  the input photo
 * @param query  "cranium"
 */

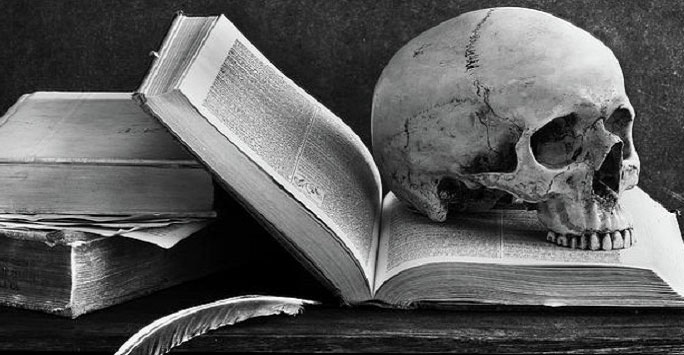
xmin=371 ymin=7 xmax=640 ymax=250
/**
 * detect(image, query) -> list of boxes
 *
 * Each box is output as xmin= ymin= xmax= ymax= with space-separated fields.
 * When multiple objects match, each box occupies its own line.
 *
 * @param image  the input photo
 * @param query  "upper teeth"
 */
xmin=546 ymin=229 xmax=634 ymax=251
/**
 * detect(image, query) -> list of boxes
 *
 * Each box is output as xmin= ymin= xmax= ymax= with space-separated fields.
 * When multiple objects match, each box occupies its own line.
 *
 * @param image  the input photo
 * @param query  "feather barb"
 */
xmin=115 ymin=295 xmax=318 ymax=355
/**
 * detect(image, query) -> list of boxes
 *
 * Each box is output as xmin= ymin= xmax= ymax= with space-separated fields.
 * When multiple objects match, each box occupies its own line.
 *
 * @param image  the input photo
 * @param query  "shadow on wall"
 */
xmin=0 ymin=0 xmax=682 ymax=229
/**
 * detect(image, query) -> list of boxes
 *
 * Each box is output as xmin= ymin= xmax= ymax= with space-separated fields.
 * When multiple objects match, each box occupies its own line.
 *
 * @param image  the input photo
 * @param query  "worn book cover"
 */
xmin=0 ymin=222 xmax=242 ymax=318
xmin=0 ymin=92 xmax=214 ymax=216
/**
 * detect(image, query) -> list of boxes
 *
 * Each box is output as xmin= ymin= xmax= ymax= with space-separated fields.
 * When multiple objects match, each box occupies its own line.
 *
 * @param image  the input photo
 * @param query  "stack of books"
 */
xmin=0 ymin=92 xmax=229 ymax=317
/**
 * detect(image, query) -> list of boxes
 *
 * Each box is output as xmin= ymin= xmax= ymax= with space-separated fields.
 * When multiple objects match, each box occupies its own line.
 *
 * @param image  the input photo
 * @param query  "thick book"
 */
xmin=135 ymin=14 xmax=684 ymax=307
xmin=0 ymin=223 xmax=236 ymax=318
xmin=0 ymin=92 xmax=214 ymax=216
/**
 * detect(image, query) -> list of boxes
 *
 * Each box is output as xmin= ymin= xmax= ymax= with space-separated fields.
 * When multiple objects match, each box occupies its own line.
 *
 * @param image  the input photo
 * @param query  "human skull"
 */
xmin=371 ymin=7 xmax=640 ymax=250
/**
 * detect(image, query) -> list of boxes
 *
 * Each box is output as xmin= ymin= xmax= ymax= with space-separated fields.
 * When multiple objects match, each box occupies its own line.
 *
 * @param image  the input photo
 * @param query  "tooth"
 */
xmin=590 ymin=233 xmax=600 ymax=250
xmin=579 ymin=235 xmax=588 ymax=249
xmin=612 ymin=231 xmax=624 ymax=249
xmin=570 ymin=236 xmax=578 ymax=249
xmin=602 ymin=233 xmax=613 ymax=251
xmin=547 ymin=231 xmax=556 ymax=243
xmin=630 ymin=228 xmax=637 ymax=244
xmin=557 ymin=235 xmax=568 ymax=247
xmin=623 ymin=229 xmax=632 ymax=247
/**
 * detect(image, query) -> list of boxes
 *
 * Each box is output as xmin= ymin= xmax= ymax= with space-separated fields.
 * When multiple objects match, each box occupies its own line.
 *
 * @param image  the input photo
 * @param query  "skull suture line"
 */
xmin=371 ymin=7 xmax=640 ymax=250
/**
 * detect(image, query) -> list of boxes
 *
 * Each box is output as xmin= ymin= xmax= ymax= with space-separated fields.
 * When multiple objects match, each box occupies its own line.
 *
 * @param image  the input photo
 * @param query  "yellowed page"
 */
xmin=375 ymin=188 xmax=680 ymax=292
xmin=178 ymin=16 xmax=382 ymax=283
xmin=0 ymin=220 xmax=210 ymax=248
xmin=119 ymin=221 xmax=211 ymax=249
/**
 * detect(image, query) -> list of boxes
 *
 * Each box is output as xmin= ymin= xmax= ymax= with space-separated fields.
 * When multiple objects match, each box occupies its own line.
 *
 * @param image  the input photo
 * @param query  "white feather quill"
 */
xmin=115 ymin=295 xmax=318 ymax=355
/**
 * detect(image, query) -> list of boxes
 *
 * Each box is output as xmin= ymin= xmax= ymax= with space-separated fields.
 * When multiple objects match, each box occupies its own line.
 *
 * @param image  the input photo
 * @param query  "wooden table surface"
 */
xmin=2 ymin=249 xmax=684 ymax=354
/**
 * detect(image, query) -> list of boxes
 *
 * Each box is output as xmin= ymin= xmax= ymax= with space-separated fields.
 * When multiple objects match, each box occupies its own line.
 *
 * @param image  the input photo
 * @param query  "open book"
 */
xmin=135 ymin=14 xmax=684 ymax=307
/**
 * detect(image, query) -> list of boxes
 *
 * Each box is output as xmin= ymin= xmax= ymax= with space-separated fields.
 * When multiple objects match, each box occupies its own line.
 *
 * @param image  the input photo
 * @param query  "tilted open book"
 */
xmin=135 ymin=14 xmax=684 ymax=307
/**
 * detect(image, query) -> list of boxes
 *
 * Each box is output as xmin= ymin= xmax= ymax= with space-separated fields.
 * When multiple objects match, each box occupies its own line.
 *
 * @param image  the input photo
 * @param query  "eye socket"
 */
xmin=605 ymin=107 xmax=633 ymax=159
xmin=531 ymin=113 xmax=583 ymax=169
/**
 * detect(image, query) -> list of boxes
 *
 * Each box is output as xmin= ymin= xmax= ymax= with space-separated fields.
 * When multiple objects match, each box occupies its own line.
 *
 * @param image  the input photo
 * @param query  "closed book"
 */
xmin=0 ymin=223 xmax=237 ymax=318
xmin=0 ymin=92 xmax=214 ymax=216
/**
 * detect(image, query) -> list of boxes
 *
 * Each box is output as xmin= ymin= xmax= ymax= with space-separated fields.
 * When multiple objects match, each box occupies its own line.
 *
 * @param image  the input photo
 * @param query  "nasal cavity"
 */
xmin=592 ymin=142 xmax=623 ymax=199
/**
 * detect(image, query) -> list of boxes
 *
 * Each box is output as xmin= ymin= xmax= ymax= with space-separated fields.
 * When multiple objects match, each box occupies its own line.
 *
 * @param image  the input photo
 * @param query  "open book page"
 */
xmin=622 ymin=188 xmax=684 ymax=297
xmin=374 ymin=188 xmax=681 ymax=292
xmin=0 ymin=220 xmax=210 ymax=248
xmin=176 ymin=16 xmax=382 ymax=282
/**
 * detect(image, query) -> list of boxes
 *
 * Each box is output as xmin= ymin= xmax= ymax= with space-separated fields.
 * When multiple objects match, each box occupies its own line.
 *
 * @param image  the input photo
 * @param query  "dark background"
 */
xmin=1 ymin=0 xmax=683 ymax=227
